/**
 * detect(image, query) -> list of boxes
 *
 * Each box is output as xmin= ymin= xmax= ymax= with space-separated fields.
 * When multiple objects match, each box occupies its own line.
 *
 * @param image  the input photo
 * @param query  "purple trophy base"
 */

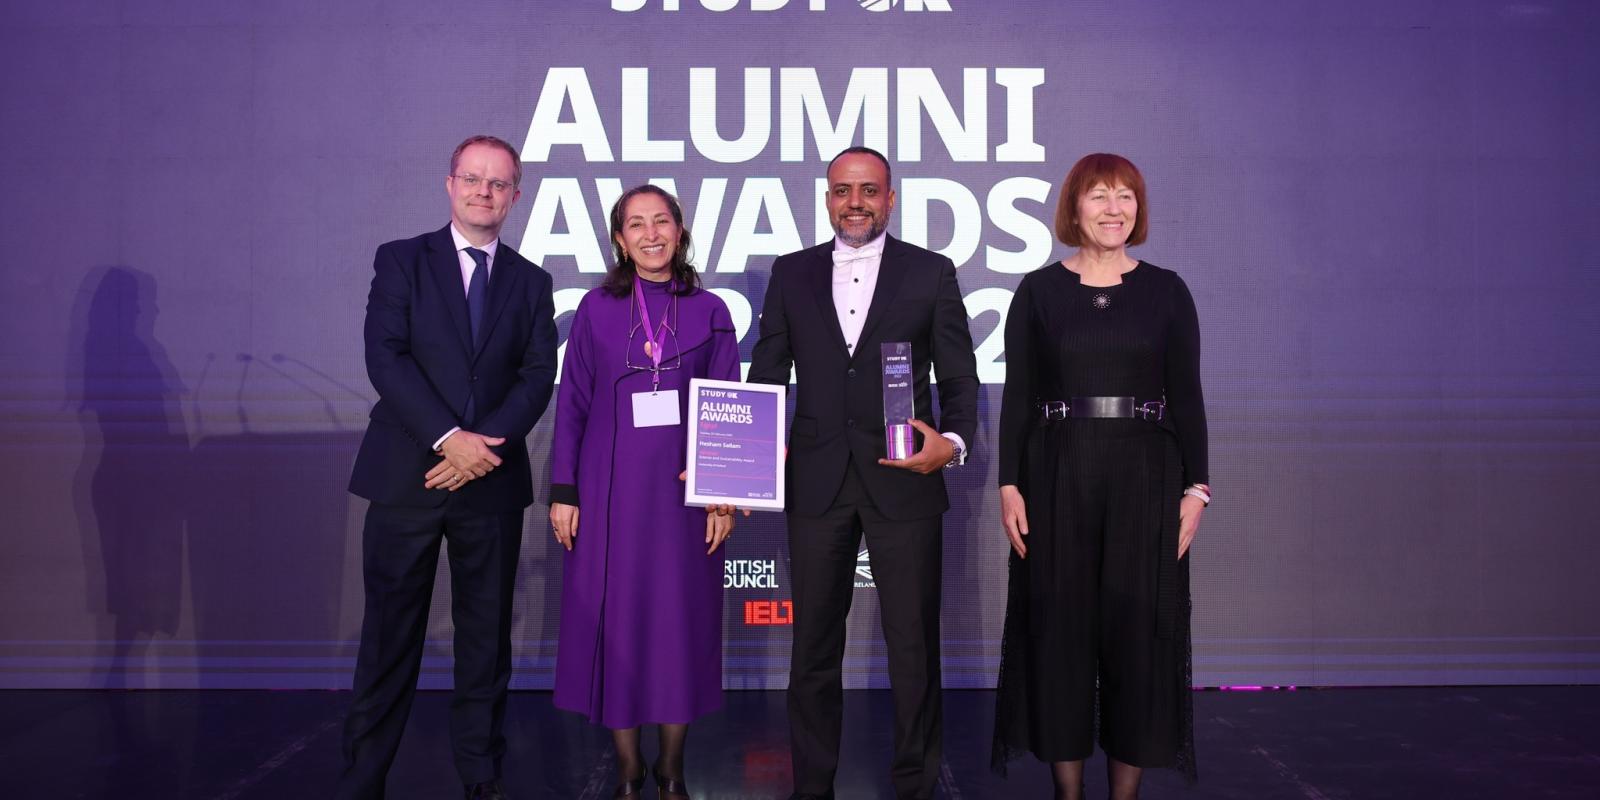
xmin=886 ymin=423 xmax=914 ymax=460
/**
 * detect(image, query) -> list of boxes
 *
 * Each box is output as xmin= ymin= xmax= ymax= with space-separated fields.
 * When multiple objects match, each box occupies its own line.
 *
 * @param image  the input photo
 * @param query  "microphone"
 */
xmin=253 ymin=353 xmax=341 ymax=429
xmin=191 ymin=353 xmax=217 ymax=438
xmin=234 ymin=353 xmax=253 ymax=432
xmin=271 ymin=353 xmax=373 ymax=404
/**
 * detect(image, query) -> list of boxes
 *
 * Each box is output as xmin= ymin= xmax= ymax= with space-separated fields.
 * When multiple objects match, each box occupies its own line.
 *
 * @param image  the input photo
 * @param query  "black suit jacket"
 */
xmin=748 ymin=236 xmax=978 ymax=520
xmin=349 ymin=225 xmax=558 ymax=512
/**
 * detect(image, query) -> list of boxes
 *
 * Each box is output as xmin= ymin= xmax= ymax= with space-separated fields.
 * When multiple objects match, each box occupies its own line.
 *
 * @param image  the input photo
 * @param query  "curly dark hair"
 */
xmin=601 ymin=184 xmax=701 ymax=297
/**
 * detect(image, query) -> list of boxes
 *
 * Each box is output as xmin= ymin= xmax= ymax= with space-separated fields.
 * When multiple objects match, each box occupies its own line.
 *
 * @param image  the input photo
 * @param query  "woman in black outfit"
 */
xmin=991 ymin=153 xmax=1209 ymax=800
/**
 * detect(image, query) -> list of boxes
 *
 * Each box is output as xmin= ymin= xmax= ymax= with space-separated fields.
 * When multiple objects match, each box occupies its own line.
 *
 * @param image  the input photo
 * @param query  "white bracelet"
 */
xmin=1183 ymin=486 xmax=1211 ymax=505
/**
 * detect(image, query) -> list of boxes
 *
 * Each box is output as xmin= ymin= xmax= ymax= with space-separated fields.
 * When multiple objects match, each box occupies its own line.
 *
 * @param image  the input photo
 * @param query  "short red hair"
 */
xmin=1054 ymin=153 xmax=1148 ymax=247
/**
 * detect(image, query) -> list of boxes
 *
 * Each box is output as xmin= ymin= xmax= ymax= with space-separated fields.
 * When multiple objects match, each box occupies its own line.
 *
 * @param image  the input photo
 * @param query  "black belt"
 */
xmin=1039 ymin=395 xmax=1181 ymax=641
xmin=1038 ymin=397 xmax=1165 ymax=422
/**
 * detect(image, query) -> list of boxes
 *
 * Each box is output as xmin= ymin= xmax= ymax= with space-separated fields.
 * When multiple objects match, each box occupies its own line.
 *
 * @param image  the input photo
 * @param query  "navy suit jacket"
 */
xmin=747 ymin=235 xmax=978 ymax=520
xmin=349 ymin=224 xmax=558 ymax=512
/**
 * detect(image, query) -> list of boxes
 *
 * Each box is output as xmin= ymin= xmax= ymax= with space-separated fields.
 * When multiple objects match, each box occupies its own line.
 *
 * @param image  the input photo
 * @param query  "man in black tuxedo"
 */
xmin=749 ymin=147 xmax=979 ymax=800
xmin=338 ymin=135 xmax=557 ymax=800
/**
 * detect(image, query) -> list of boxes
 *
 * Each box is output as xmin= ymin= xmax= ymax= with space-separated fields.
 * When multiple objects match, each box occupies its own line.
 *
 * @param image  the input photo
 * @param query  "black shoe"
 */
xmin=653 ymin=762 xmax=690 ymax=799
xmin=464 ymin=781 xmax=508 ymax=800
xmin=612 ymin=768 xmax=646 ymax=798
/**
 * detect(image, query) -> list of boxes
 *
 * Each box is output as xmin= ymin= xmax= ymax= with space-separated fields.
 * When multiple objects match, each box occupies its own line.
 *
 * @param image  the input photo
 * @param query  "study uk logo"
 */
xmin=612 ymin=0 xmax=951 ymax=12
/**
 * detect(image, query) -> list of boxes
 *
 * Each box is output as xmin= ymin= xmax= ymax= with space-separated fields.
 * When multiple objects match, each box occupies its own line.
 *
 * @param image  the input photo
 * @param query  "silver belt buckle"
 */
xmin=1136 ymin=400 xmax=1165 ymax=422
xmin=1041 ymin=400 xmax=1069 ymax=421
xmin=1079 ymin=396 xmax=1133 ymax=417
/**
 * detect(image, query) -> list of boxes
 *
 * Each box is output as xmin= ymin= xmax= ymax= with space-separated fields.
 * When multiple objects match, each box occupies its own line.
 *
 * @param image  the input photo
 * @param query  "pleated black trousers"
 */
xmin=992 ymin=417 xmax=1195 ymax=778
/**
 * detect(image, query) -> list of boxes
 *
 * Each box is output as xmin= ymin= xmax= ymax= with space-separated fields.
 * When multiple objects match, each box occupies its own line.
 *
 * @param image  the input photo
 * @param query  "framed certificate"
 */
xmin=684 ymin=378 xmax=786 ymax=512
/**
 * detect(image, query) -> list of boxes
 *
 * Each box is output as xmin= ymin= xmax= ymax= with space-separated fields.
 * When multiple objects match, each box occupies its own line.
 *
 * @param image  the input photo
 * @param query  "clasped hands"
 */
xmin=424 ymin=430 xmax=505 ymax=491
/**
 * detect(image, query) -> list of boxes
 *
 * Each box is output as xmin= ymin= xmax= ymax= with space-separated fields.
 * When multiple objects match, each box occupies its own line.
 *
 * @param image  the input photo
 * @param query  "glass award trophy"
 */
xmin=881 ymin=342 xmax=915 ymax=459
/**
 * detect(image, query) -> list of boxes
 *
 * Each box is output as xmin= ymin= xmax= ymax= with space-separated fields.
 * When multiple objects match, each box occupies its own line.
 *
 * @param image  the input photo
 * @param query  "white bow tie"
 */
xmin=832 ymin=246 xmax=882 ymax=267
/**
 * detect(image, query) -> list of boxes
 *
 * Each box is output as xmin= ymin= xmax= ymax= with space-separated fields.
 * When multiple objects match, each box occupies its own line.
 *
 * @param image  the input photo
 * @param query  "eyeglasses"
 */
xmin=625 ymin=293 xmax=682 ymax=376
xmin=625 ymin=325 xmax=682 ymax=375
xmin=451 ymin=174 xmax=516 ymax=194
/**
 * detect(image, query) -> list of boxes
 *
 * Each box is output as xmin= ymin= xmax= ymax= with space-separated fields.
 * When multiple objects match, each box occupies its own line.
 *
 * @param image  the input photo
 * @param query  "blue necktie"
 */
xmin=465 ymin=247 xmax=488 ymax=346
xmin=464 ymin=248 xmax=488 ymax=423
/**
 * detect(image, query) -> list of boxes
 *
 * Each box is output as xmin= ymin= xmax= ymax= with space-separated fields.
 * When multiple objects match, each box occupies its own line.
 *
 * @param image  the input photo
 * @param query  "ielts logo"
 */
xmin=744 ymin=600 xmax=794 ymax=625
xmin=612 ymin=0 xmax=952 ymax=12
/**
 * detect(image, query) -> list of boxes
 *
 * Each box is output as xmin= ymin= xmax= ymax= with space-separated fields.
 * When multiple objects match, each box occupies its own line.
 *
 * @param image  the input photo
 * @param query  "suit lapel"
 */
xmin=474 ymin=243 xmax=522 ymax=359
xmin=806 ymin=243 xmax=851 ymax=359
xmin=852 ymin=236 xmax=911 ymax=361
xmin=427 ymin=227 xmax=474 ymax=356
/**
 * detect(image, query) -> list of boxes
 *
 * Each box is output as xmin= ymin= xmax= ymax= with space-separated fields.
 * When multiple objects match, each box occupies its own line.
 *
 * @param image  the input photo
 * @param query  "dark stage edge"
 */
xmin=3 ymin=687 xmax=1599 ymax=799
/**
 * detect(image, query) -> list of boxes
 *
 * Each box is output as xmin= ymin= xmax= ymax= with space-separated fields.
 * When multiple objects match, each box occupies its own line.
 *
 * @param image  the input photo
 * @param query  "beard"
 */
xmin=831 ymin=209 xmax=889 ymax=248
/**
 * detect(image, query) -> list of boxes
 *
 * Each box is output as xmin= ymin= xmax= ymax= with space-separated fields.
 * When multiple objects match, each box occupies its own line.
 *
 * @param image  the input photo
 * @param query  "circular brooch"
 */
xmin=1092 ymin=293 xmax=1112 ymax=310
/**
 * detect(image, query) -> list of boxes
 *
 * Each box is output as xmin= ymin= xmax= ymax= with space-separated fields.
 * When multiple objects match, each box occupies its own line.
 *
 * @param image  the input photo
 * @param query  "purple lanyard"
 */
xmin=633 ymin=275 xmax=672 ymax=391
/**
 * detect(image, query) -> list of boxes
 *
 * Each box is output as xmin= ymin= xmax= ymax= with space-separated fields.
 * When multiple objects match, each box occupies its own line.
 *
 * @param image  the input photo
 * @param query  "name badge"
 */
xmin=632 ymin=389 xmax=681 ymax=428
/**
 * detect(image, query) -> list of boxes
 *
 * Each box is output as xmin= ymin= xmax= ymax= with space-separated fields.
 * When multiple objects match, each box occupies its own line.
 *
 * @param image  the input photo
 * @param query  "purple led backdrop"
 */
xmin=3 ymin=0 xmax=1599 ymax=690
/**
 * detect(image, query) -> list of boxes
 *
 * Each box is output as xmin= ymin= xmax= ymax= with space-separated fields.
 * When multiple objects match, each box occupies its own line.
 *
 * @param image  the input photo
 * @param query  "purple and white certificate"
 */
xmin=684 ymin=378 xmax=786 ymax=511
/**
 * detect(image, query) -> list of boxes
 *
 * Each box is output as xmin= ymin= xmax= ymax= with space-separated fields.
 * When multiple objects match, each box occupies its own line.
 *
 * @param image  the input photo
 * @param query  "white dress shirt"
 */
xmin=831 ymin=232 xmax=884 ymax=355
xmin=451 ymin=224 xmax=498 ymax=291
xmin=831 ymin=232 xmax=966 ymax=462
xmin=433 ymin=225 xmax=501 ymax=451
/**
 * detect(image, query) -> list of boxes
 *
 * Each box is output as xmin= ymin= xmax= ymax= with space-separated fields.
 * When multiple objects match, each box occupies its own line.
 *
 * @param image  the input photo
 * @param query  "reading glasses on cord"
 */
xmin=626 ymin=295 xmax=682 ymax=374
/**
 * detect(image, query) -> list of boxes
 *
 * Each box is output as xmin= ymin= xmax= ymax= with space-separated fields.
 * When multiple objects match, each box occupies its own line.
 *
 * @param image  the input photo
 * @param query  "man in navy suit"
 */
xmin=338 ymin=135 xmax=558 ymax=800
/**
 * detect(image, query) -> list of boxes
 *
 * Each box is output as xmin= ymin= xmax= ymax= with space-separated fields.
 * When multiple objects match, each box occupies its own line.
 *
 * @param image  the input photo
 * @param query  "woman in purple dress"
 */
xmin=548 ymin=185 xmax=740 ymax=799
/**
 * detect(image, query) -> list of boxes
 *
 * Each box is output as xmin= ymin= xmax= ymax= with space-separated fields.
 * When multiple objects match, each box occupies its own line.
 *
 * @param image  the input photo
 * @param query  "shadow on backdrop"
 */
xmin=68 ymin=266 xmax=193 ymax=797
xmin=70 ymin=266 xmax=189 ymax=688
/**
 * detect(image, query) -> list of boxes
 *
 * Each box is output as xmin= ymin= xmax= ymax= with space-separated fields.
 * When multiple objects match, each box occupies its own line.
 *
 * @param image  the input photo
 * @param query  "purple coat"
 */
xmin=550 ymin=278 xmax=739 ymax=728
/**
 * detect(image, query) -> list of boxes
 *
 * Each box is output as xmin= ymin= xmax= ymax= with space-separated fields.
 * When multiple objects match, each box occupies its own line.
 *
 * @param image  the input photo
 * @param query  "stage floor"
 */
xmin=3 ymin=687 xmax=1598 ymax=799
